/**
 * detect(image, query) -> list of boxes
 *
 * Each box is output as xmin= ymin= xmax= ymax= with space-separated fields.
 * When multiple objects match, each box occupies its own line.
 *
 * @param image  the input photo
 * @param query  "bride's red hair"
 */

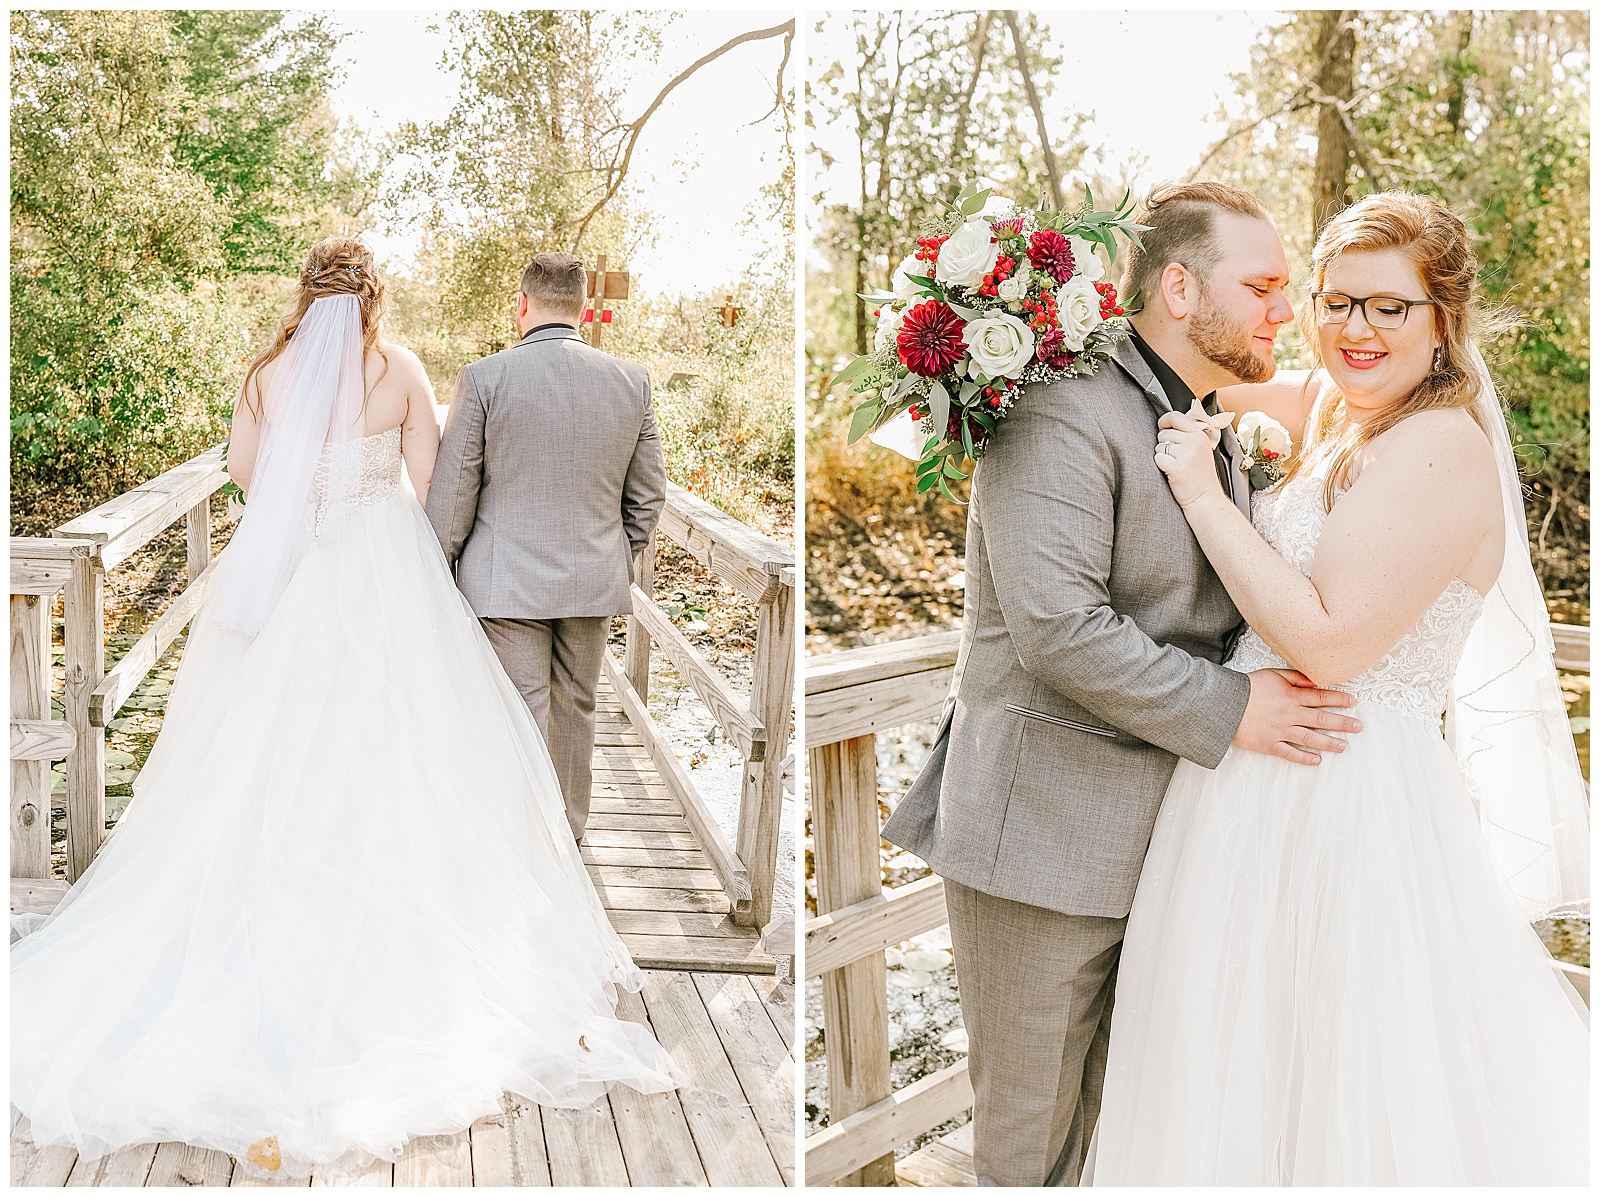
xmin=240 ymin=237 xmax=389 ymax=417
xmin=1284 ymin=191 xmax=1510 ymax=506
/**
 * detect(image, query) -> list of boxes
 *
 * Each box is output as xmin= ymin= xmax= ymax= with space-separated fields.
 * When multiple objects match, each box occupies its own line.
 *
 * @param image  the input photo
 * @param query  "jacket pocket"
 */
xmin=1004 ymin=703 xmax=1118 ymax=739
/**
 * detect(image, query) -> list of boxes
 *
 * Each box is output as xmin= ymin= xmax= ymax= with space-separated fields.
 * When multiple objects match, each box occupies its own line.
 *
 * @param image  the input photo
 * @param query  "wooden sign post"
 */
xmin=583 ymin=254 xmax=631 ymax=350
xmin=718 ymin=293 xmax=743 ymax=328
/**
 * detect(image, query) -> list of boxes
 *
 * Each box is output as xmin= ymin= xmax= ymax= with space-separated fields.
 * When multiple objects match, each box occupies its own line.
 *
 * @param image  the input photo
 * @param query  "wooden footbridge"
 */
xmin=802 ymin=631 xmax=1592 ymax=1187
xmin=10 ymin=441 xmax=798 ymax=1186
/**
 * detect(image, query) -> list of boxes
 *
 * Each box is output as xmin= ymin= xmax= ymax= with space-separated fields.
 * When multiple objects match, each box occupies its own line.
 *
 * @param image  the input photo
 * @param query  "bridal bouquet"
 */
xmin=834 ymin=181 xmax=1145 ymax=500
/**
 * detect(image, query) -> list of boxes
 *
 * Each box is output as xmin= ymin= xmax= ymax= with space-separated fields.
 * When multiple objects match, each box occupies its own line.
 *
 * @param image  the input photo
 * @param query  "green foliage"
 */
xmin=10 ymin=9 xmax=357 ymax=527
xmin=609 ymin=278 xmax=796 ymax=533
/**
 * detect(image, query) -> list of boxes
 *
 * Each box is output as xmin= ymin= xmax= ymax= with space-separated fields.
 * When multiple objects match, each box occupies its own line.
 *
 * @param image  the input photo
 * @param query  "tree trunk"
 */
xmin=1311 ymin=10 xmax=1356 ymax=242
xmin=1445 ymin=14 xmax=1473 ymax=134
xmin=853 ymin=45 xmax=870 ymax=355
xmin=950 ymin=13 xmax=993 ymax=176
xmin=1004 ymin=11 xmax=1063 ymax=209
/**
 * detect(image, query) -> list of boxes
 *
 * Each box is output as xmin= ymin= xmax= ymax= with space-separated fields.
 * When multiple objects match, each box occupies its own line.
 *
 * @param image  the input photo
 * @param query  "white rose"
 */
xmin=935 ymin=219 xmax=1000 ymax=288
xmin=1055 ymin=276 xmax=1105 ymax=352
xmin=1067 ymin=234 xmax=1104 ymax=283
xmin=962 ymin=311 xmax=1036 ymax=380
xmin=872 ymin=305 xmax=903 ymax=352
xmin=892 ymin=256 xmax=933 ymax=302
xmin=996 ymin=274 xmax=1029 ymax=302
xmin=1237 ymin=411 xmax=1293 ymax=458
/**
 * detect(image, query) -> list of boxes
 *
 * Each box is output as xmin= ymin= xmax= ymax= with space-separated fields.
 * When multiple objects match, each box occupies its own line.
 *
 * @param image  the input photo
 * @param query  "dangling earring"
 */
xmin=1432 ymin=346 xmax=1443 ymax=372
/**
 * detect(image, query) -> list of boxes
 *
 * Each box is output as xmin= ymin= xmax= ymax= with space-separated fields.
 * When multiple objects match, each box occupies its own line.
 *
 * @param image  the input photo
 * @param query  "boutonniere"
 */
xmin=1237 ymin=412 xmax=1292 ymax=491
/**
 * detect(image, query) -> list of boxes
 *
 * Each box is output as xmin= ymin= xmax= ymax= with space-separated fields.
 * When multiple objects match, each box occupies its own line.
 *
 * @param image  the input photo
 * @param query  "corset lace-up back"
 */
xmin=309 ymin=428 xmax=402 ymax=530
xmin=1227 ymin=463 xmax=1484 ymax=722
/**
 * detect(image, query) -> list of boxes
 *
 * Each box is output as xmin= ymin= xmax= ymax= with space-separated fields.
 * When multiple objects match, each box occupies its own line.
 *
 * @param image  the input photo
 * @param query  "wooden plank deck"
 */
xmin=896 ymin=1121 xmax=976 ymax=1187
xmin=11 ymin=971 xmax=795 ymax=1188
xmin=587 ymin=673 xmax=775 ymax=975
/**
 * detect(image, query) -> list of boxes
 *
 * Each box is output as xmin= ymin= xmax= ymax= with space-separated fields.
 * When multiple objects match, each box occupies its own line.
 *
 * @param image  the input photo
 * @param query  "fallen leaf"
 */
xmin=246 ymin=1136 xmax=281 ymax=1172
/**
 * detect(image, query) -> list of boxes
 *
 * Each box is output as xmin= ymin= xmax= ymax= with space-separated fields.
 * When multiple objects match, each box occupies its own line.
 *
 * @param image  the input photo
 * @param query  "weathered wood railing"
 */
xmin=802 ymin=628 xmax=1591 ymax=1187
xmin=616 ymin=481 xmax=795 ymax=931
xmin=10 ymin=446 xmax=228 ymax=886
xmin=9 ymin=446 xmax=795 ymax=944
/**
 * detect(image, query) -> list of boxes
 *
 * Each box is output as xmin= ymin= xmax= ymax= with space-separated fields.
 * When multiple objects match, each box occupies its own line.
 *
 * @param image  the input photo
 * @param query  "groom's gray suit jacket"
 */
xmin=425 ymin=326 xmax=667 ymax=618
xmin=882 ymin=337 xmax=1254 ymax=919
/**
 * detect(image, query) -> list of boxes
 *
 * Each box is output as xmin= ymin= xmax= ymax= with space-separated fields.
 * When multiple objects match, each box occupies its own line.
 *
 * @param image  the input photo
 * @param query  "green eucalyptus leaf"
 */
xmin=848 ymin=399 xmax=885 ymax=444
xmin=929 ymin=380 xmax=952 ymax=437
xmin=832 ymin=355 xmax=876 ymax=388
xmin=946 ymin=300 xmax=984 ymax=321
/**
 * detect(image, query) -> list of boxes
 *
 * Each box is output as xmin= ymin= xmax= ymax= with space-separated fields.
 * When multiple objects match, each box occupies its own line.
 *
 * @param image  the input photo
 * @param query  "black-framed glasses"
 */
xmin=1311 ymin=292 xmax=1436 ymax=329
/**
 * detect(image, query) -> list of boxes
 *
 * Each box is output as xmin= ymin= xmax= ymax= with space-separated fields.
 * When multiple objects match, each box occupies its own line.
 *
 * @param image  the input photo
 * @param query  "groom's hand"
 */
xmin=1235 ymin=668 xmax=1362 ymax=765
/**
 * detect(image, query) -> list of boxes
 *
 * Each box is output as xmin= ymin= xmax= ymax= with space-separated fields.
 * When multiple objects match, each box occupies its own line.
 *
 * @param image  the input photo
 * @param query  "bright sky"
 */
xmin=319 ymin=10 xmax=792 ymax=296
xmin=806 ymin=9 xmax=1280 ymax=264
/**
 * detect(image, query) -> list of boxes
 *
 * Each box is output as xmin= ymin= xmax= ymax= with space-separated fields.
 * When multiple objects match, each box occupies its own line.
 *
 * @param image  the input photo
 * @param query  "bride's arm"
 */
xmin=1155 ymin=407 xmax=1501 ymax=686
xmin=1215 ymin=369 xmax=1324 ymax=444
xmin=396 ymin=351 xmax=441 ymax=505
xmin=227 ymin=376 xmax=264 ymax=497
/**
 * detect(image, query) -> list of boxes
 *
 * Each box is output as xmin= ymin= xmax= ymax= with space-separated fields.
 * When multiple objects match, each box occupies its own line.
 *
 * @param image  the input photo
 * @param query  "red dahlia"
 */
xmin=1028 ymin=229 xmax=1076 ymax=285
xmin=1036 ymin=329 xmax=1076 ymax=371
xmin=897 ymin=300 xmax=967 ymax=377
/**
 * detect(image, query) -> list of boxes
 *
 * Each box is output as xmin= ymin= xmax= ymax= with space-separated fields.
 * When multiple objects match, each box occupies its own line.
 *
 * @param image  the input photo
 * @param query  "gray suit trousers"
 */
xmin=944 ymin=879 xmax=1126 ymax=1187
xmin=481 ymin=616 xmax=610 ymax=840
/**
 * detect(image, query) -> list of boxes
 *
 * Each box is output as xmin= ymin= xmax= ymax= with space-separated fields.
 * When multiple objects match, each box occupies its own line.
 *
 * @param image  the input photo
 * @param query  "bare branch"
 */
xmin=569 ymin=19 xmax=795 ymax=251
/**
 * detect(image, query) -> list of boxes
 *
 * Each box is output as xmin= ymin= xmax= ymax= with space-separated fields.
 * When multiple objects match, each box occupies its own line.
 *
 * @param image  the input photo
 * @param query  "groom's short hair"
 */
xmin=520 ymin=252 xmax=587 ymax=317
xmin=1121 ymin=182 xmax=1274 ymax=308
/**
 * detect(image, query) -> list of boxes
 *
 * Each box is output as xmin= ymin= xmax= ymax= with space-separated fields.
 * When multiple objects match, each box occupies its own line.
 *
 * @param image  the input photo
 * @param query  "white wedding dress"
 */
xmin=11 ymin=426 xmax=681 ymax=1177
xmin=1085 ymin=456 xmax=1589 ymax=1185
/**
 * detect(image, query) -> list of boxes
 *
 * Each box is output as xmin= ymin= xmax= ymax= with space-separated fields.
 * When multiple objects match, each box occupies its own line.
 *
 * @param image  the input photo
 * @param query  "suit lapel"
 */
xmin=1109 ymin=337 xmax=1174 ymax=419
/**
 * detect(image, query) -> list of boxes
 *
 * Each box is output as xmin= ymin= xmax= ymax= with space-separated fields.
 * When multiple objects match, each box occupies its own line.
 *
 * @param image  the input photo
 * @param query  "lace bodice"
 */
xmin=308 ymin=427 xmax=402 ymax=530
xmin=1227 ymin=462 xmax=1484 ymax=722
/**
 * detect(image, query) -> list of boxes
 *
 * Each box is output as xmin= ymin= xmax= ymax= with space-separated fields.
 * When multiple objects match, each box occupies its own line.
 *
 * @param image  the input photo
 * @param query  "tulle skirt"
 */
xmin=11 ymin=492 xmax=681 ymax=1177
xmin=1085 ymin=700 xmax=1589 ymax=1185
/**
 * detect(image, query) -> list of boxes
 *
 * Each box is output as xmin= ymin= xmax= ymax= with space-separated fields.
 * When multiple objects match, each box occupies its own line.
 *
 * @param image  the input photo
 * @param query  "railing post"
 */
xmin=10 ymin=594 xmax=51 ymax=878
xmin=735 ymin=578 xmax=795 ymax=930
xmin=62 ymin=552 xmax=105 ymax=882
xmin=186 ymin=497 xmax=210 ymax=586
xmin=810 ymin=732 xmax=895 ymax=1185
xmin=625 ymin=531 xmax=655 ymax=701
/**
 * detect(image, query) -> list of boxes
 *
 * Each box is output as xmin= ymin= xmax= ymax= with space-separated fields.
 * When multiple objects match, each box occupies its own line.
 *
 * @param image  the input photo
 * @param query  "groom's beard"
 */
xmin=1187 ymin=288 xmax=1275 ymax=384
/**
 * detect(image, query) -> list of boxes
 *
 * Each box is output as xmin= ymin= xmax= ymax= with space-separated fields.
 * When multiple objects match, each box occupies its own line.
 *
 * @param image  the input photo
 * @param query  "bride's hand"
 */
xmin=1154 ymin=411 xmax=1224 ymax=509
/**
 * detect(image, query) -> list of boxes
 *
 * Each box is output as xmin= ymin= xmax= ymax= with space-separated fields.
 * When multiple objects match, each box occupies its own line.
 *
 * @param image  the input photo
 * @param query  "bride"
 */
xmin=1084 ymin=192 xmax=1589 ymax=1184
xmin=11 ymin=238 xmax=680 ymax=1177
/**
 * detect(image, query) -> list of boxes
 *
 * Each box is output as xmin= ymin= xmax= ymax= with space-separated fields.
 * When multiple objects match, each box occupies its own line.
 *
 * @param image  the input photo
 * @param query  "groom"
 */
xmin=882 ymin=183 xmax=1362 ymax=1186
xmin=426 ymin=251 xmax=667 ymax=841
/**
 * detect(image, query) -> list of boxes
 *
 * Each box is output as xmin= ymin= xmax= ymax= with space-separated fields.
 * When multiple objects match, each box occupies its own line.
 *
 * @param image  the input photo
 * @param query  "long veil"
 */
xmin=210 ymin=294 xmax=366 ymax=638
xmin=1445 ymin=343 xmax=1590 ymax=922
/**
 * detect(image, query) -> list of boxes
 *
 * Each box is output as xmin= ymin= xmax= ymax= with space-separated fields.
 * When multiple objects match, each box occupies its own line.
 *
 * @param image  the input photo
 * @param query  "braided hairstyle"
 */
xmin=240 ymin=237 xmax=390 ymax=417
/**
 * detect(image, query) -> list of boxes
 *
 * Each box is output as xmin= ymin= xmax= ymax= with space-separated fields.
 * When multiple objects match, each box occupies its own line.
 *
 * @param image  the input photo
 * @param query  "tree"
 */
xmin=10 ymin=9 xmax=357 ymax=520
xmin=387 ymin=12 xmax=793 ymax=366
xmin=1311 ymin=11 xmax=1356 ymax=241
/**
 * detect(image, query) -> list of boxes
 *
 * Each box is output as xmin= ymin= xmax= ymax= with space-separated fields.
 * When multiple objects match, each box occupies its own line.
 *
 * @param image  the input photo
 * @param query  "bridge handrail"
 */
xmin=620 ymin=484 xmax=795 ymax=931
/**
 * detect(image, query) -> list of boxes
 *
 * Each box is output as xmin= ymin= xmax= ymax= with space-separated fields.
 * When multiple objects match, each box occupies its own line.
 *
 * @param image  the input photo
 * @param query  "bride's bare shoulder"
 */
xmin=375 ymin=339 xmax=425 ymax=373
